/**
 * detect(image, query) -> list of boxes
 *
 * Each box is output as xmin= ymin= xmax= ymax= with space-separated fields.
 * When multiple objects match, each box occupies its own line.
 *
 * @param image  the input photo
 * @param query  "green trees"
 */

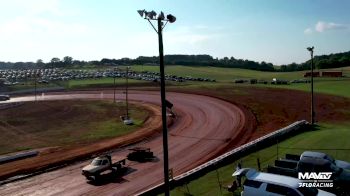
xmin=1 ymin=51 xmax=349 ymax=72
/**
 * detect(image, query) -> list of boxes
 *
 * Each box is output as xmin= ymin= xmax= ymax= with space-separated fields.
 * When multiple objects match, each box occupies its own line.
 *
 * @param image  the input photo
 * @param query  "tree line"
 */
xmin=279 ymin=51 xmax=350 ymax=72
xmin=1 ymin=51 xmax=349 ymax=72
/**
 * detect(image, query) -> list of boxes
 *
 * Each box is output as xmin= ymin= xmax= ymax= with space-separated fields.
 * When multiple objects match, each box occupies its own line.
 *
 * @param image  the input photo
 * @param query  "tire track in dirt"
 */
xmin=0 ymin=91 xmax=254 ymax=196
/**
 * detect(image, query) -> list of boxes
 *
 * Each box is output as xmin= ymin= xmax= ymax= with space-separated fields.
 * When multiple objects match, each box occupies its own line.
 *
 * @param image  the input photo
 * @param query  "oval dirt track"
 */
xmin=0 ymin=91 xmax=249 ymax=196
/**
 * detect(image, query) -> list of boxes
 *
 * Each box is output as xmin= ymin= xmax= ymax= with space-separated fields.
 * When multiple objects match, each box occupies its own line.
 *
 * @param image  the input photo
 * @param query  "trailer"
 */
xmin=127 ymin=147 xmax=154 ymax=162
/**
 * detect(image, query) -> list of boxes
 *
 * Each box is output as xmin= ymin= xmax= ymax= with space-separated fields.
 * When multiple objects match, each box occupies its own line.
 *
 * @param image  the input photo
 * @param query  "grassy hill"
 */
xmin=130 ymin=65 xmax=350 ymax=81
xmin=130 ymin=65 xmax=350 ymax=98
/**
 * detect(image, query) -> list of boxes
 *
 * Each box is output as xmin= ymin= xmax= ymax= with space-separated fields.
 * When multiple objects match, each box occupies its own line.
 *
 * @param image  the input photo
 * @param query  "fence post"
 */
xmin=276 ymin=139 xmax=279 ymax=159
xmin=216 ymin=169 xmax=222 ymax=194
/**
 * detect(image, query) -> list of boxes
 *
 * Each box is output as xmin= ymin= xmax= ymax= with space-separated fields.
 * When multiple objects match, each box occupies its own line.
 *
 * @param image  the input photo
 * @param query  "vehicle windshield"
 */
xmin=297 ymin=187 xmax=318 ymax=196
xmin=325 ymin=155 xmax=335 ymax=163
xmin=91 ymin=159 xmax=102 ymax=166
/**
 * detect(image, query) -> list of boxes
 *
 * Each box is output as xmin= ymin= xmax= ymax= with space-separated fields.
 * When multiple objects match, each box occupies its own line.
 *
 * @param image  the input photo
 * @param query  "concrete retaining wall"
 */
xmin=0 ymin=151 xmax=39 ymax=165
xmin=0 ymin=102 xmax=24 ymax=110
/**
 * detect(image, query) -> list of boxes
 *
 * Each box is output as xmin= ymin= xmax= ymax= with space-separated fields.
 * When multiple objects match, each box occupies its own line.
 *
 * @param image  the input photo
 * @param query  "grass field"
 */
xmin=171 ymin=123 xmax=350 ymax=196
xmin=7 ymin=82 xmax=59 ymax=91
xmin=64 ymin=78 xmax=147 ymax=89
xmin=256 ymin=79 xmax=350 ymax=98
xmin=130 ymin=65 xmax=350 ymax=81
xmin=130 ymin=65 xmax=350 ymax=98
xmin=4 ymin=65 xmax=350 ymax=98
xmin=0 ymin=100 xmax=148 ymax=155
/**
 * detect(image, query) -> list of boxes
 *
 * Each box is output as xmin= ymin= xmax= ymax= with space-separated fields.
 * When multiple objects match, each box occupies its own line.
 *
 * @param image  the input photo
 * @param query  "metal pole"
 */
xmin=126 ymin=66 xmax=129 ymax=119
xmin=158 ymin=18 xmax=170 ymax=196
xmin=113 ymin=69 xmax=116 ymax=103
xmin=34 ymin=71 xmax=37 ymax=102
xmin=311 ymin=50 xmax=315 ymax=125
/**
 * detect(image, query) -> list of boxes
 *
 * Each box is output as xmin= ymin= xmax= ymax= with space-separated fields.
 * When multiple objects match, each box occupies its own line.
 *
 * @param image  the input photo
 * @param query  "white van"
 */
xmin=233 ymin=168 xmax=335 ymax=196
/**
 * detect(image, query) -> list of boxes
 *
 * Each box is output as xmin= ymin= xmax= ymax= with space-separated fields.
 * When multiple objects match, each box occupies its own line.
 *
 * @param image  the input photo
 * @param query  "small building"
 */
xmin=303 ymin=72 xmax=320 ymax=77
xmin=321 ymin=71 xmax=342 ymax=77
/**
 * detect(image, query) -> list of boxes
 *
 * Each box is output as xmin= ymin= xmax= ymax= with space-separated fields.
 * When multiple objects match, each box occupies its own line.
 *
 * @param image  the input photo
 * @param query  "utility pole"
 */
xmin=307 ymin=46 xmax=315 ymax=125
xmin=34 ymin=70 xmax=37 ymax=102
xmin=125 ymin=66 xmax=129 ymax=119
xmin=157 ymin=18 xmax=170 ymax=196
xmin=113 ymin=68 xmax=116 ymax=103
xmin=137 ymin=10 xmax=176 ymax=196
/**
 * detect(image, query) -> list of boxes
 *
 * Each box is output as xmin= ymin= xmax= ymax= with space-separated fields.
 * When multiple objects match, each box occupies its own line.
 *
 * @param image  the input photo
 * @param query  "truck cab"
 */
xmin=82 ymin=155 xmax=126 ymax=181
xmin=300 ymin=151 xmax=350 ymax=170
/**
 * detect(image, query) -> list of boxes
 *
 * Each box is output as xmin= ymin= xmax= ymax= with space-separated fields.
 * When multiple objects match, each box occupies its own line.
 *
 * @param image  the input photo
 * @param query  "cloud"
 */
xmin=165 ymin=25 xmax=222 ymax=45
xmin=315 ymin=21 xmax=348 ymax=32
xmin=304 ymin=28 xmax=313 ymax=35
xmin=0 ymin=16 xmax=88 ymax=37
xmin=2 ymin=0 xmax=63 ymax=16
xmin=304 ymin=21 xmax=348 ymax=35
xmin=0 ymin=0 xmax=87 ymax=38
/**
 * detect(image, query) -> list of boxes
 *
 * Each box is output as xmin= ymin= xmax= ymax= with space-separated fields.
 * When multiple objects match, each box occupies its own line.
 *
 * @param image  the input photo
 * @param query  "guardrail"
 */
xmin=5 ymin=87 xmax=65 ymax=95
xmin=0 ymin=102 xmax=24 ymax=110
xmin=0 ymin=151 xmax=39 ymax=165
xmin=137 ymin=120 xmax=309 ymax=195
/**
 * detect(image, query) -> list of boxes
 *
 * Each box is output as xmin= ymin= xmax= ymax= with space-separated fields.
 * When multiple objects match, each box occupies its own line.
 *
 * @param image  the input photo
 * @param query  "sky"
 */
xmin=0 ymin=0 xmax=349 ymax=65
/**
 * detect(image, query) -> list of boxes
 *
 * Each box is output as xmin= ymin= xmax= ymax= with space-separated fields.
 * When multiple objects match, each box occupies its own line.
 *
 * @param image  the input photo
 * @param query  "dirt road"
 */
xmin=0 ymin=91 xmax=251 ymax=195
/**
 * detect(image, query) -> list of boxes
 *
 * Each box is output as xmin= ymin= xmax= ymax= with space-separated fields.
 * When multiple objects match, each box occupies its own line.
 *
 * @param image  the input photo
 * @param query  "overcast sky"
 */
xmin=0 ymin=0 xmax=349 ymax=65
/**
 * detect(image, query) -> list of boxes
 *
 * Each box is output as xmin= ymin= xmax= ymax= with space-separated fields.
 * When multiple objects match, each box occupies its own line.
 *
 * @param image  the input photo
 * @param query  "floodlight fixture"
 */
xmin=137 ymin=10 xmax=176 ymax=24
xmin=146 ymin=10 xmax=157 ymax=19
xmin=166 ymin=14 xmax=176 ymax=23
xmin=137 ymin=9 xmax=145 ymax=18
xmin=158 ymin=11 xmax=165 ymax=20
xmin=307 ymin=46 xmax=314 ymax=52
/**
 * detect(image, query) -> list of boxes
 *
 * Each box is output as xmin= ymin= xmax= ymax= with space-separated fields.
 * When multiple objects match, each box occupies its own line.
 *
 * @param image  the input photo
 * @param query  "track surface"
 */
xmin=0 ymin=91 xmax=248 ymax=196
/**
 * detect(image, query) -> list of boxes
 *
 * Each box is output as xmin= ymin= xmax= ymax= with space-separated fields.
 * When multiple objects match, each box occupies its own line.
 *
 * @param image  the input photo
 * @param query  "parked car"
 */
xmin=233 ymin=168 xmax=335 ymax=196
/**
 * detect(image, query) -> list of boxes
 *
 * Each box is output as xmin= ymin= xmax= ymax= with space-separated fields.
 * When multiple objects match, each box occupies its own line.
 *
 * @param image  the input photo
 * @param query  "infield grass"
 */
xmin=0 ymin=100 xmax=148 ymax=155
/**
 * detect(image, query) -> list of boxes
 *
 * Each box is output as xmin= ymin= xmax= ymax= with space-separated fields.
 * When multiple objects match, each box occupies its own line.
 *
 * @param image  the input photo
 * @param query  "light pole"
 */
xmin=137 ymin=9 xmax=176 ymax=196
xmin=34 ymin=70 xmax=38 ymax=102
xmin=307 ymin=46 xmax=315 ymax=125
xmin=113 ymin=68 xmax=116 ymax=103
xmin=125 ymin=66 xmax=129 ymax=119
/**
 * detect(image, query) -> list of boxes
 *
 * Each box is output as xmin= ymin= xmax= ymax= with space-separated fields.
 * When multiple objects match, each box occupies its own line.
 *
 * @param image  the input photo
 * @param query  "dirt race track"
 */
xmin=0 ymin=91 xmax=254 ymax=195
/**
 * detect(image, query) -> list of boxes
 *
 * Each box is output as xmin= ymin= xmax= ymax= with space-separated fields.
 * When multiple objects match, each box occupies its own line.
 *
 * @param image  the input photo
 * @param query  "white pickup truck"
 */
xmin=82 ymin=155 xmax=126 ymax=181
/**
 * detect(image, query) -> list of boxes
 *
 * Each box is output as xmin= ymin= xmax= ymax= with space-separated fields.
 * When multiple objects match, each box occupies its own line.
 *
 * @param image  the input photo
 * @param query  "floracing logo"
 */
xmin=298 ymin=172 xmax=333 ymax=188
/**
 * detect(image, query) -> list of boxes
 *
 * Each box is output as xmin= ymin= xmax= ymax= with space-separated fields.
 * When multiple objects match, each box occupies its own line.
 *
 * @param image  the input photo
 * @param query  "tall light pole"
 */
xmin=113 ymin=68 xmax=116 ymax=103
xmin=34 ymin=70 xmax=38 ymax=102
xmin=137 ymin=9 xmax=176 ymax=196
xmin=307 ymin=46 xmax=315 ymax=125
xmin=125 ymin=66 xmax=129 ymax=119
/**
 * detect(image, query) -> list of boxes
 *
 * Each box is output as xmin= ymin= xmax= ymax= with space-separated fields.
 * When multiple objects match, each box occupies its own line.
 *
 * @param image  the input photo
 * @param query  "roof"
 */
xmin=129 ymin=147 xmax=150 ymax=151
xmin=299 ymin=156 xmax=332 ymax=167
xmin=301 ymin=151 xmax=334 ymax=162
xmin=95 ymin=155 xmax=125 ymax=162
xmin=250 ymin=171 xmax=301 ymax=188
xmin=233 ymin=168 xmax=301 ymax=188
xmin=302 ymin=151 xmax=326 ymax=158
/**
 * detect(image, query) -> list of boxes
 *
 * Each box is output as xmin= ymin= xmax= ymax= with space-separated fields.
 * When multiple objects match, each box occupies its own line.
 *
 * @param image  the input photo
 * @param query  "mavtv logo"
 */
xmin=298 ymin=172 xmax=332 ymax=180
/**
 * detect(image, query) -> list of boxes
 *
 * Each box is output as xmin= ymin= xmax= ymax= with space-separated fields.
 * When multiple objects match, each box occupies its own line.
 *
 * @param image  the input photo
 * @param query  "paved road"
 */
xmin=0 ymin=91 xmax=248 ymax=196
